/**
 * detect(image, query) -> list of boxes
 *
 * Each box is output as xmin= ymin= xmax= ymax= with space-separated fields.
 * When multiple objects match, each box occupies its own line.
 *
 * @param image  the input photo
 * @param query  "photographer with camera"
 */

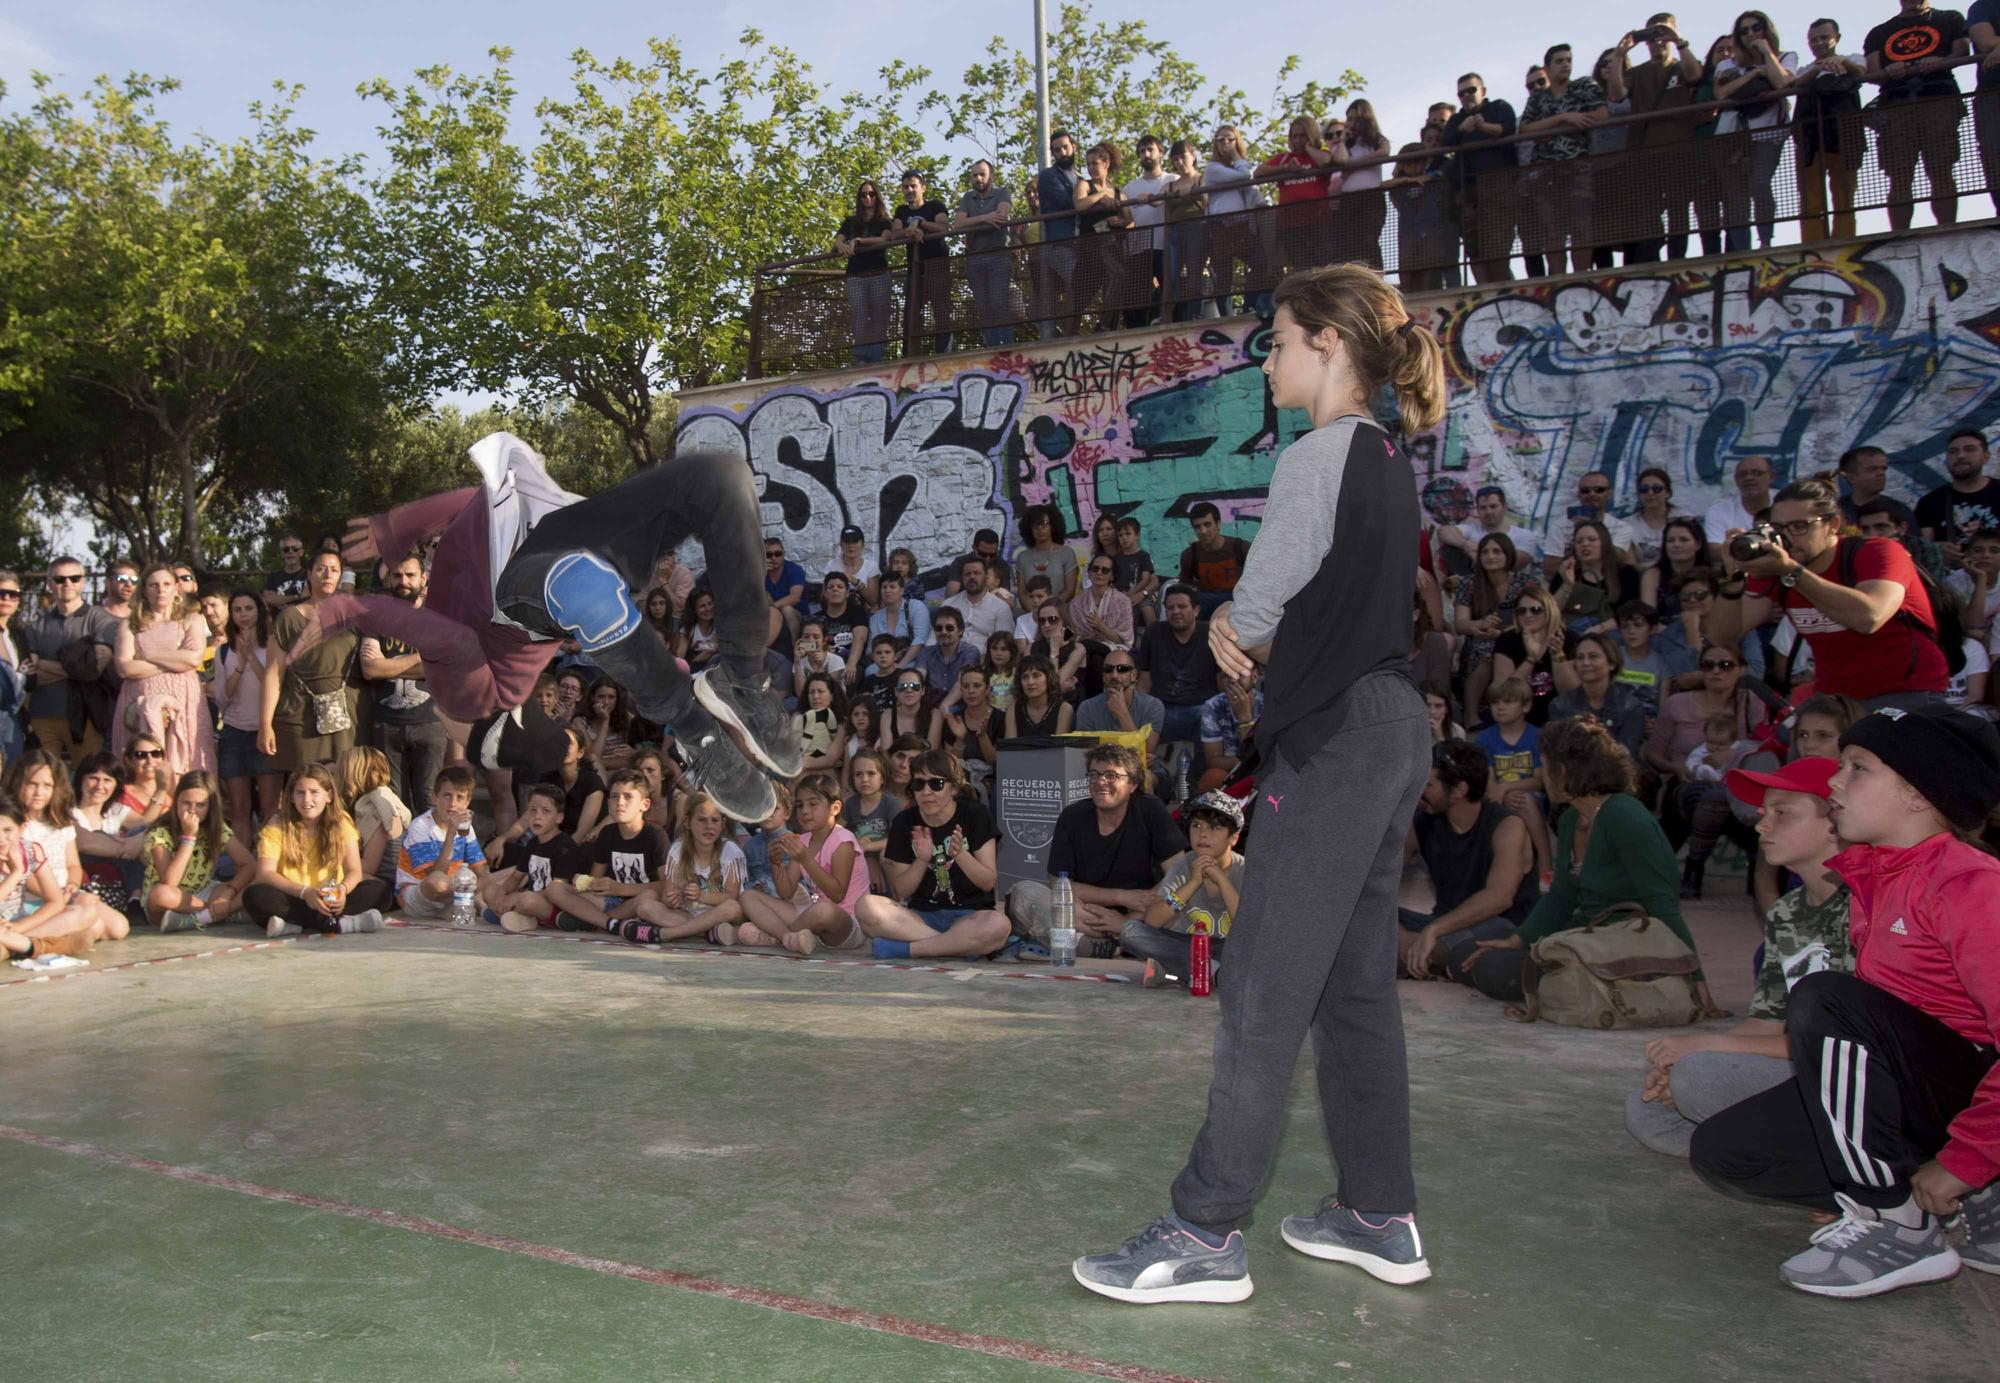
xmin=1706 ymin=478 xmax=1950 ymax=708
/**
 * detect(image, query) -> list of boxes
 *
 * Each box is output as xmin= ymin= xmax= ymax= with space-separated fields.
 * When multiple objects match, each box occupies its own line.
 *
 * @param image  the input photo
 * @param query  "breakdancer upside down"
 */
xmin=296 ymin=433 xmax=796 ymax=822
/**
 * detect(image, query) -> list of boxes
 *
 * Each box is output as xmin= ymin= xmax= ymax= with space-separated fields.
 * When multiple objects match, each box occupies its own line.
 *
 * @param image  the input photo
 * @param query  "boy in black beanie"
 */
xmin=1692 ymin=703 xmax=2000 ymax=1297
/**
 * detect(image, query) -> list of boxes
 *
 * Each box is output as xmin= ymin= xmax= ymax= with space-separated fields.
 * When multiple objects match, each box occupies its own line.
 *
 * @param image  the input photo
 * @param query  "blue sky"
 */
xmin=1 ymin=2 xmax=1858 ymax=184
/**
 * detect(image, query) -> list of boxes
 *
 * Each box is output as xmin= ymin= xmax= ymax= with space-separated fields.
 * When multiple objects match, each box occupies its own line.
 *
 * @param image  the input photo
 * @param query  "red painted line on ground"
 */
xmin=0 ymin=934 xmax=323 ymax=990
xmin=0 ymin=1123 xmax=1208 ymax=1383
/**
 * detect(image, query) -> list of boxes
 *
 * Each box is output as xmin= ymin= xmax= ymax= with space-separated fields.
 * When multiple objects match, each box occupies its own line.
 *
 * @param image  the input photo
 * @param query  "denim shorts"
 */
xmin=915 ymin=907 xmax=980 ymax=933
xmin=217 ymin=723 xmax=275 ymax=780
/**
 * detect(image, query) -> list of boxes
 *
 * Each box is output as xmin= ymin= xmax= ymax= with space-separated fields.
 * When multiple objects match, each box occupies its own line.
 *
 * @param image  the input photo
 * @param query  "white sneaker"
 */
xmin=1779 ymin=1193 xmax=1960 ymax=1298
xmin=265 ymin=919 xmax=303 ymax=939
xmin=342 ymin=909 xmax=384 ymax=934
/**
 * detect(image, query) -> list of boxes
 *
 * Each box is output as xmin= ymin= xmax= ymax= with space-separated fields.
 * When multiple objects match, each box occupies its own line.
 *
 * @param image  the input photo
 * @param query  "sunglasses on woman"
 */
xmin=910 ymin=776 xmax=950 ymax=793
xmin=1701 ymin=659 xmax=1738 ymax=671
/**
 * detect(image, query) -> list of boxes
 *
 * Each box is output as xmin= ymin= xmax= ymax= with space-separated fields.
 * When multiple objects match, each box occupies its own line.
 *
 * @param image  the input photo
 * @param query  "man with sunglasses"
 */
xmin=1544 ymin=470 xmax=1637 ymax=579
xmin=1441 ymin=74 xmax=1520 ymax=285
xmin=263 ymin=533 xmax=309 ymax=611
xmin=22 ymin=557 xmax=122 ymax=764
xmin=1708 ymin=477 xmax=1950 ymax=707
xmin=1076 ymin=652 xmax=1167 ymax=790
xmin=99 ymin=561 xmax=138 ymax=623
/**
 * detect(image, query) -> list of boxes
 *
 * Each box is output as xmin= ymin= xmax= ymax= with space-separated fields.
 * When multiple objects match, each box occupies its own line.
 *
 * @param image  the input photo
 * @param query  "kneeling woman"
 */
xmin=143 ymin=771 xmax=257 ymax=931
xmin=242 ymin=763 xmax=394 ymax=938
xmin=1460 ymin=716 xmax=1717 ymax=1012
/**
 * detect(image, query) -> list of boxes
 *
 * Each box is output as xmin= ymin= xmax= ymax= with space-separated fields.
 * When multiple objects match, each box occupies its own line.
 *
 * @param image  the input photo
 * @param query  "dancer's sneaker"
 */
xmin=1280 ymin=1196 xmax=1432 ymax=1284
xmin=1071 ymin=1216 xmax=1252 ymax=1304
xmin=673 ymin=705 xmax=778 ymax=824
xmin=1958 ymin=1180 xmax=2000 ymax=1275
xmin=1779 ymin=1193 xmax=1959 ymax=1298
xmin=694 ymin=664 xmax=801 ymax=779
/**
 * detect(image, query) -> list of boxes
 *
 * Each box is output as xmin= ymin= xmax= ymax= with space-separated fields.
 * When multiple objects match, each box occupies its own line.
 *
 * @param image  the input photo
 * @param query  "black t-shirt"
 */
xmin=264 ymin=567 xmax=307 ymax=603
xmin=500 ymin=830 xmax=580 ymax=893
xmin=1111 ymin=550 xmax=1156 ymax=594
xmin=1492 ymin=628 xmax=1571 ymax=725
xmin=894 ymin=200 xmax=951 ymax=259
xmin=815 ymin=605 xmax=871 ymax=665
xmin=856 ymin=668 xmax=900 ymax=713
xmin=541 ymin=765 xmax=607 ymax=836
xmin=583 ymin=821 xmax=671 ymax=886
xmin=1865 ymin=8 xmax=1968 ymax=99
xmin=366 ymin=633 xmax=438 ymax=726
xmin=1047 ymin=796 xmax=1186 ymax=893
xmin=1135 ymin=620 xmax=1221 ymax=707
xmin=885 ymin=797 xmax=996 ymax=910
xmin=1916 ymin=478 xmax=2000 ymax=544
xmin=1442 ymin=100 xmax=1518 ymax=178
xmin=838 ymin=215 xmax=891 ymax=274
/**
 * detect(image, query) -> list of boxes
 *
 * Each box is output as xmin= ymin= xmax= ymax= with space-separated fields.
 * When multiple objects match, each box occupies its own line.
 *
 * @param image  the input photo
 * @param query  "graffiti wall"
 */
xmin=674 ymin=226 xmax=2000 ymax=572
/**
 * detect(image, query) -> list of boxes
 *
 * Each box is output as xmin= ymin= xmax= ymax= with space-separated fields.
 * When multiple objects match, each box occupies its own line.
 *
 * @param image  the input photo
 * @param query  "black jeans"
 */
xmin=1691 ymin=972 xmax=1998 ymax=1212
xmin=1170 ymin=673 xmax=1430 ymax=1231
xmin=242 ymin=878 xmax=395 ymax=934
xmin=373 ymin=718 xmax=450 ymax=814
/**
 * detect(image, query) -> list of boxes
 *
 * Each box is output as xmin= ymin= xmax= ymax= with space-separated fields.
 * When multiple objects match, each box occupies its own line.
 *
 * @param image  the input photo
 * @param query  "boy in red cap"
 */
xmin=1628 ymin=757 xmax=1851 ymax=1158
xmin=1692 ymin=703 xmax=2000 ymax=1297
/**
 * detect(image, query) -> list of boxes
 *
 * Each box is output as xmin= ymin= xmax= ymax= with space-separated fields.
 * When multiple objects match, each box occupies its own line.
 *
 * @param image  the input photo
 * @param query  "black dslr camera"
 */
xmin=1728 ymin=522 xmax=1784 ymax=563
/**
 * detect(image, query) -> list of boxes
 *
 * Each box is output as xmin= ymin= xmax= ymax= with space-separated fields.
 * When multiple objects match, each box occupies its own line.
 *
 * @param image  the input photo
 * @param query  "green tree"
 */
xmin=0 ymin=74 xmax=390 ymax=562
xmin=360 ymin=32 xmax=930 ymax=469
xmin=925 ymin=0 xmax=1364 ymax=193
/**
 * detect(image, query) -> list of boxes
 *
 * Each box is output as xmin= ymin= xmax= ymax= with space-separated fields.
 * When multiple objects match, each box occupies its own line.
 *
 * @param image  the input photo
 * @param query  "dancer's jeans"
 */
xmin=1171 ymin=672 xmax=1430 ymax=1229
xmin=496 ymin=451 xmax=771 ymax=735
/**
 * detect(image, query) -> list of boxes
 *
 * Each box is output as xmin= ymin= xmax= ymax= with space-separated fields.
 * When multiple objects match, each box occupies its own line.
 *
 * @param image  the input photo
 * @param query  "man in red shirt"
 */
xmin=1705 ymin=477 xmax=1947 ymax=707
xmin=1177 ymin=502 xmax=1253 ymax=617
xmin=1691 ymin=702 xmax=2000 ymax=1296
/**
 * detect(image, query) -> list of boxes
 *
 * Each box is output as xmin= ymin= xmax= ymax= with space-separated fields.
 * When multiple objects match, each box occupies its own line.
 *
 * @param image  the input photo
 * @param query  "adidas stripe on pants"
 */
xmin=1690 ymin=972 xmax=1997 ymax=1212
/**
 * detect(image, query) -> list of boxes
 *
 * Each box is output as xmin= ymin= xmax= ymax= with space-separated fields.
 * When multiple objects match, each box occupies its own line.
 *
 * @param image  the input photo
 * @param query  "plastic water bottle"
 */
xmin=449 ymin=862 xmax=478 ymax=928
xmin=1049 ymin=873 xmax=1078 ymax=969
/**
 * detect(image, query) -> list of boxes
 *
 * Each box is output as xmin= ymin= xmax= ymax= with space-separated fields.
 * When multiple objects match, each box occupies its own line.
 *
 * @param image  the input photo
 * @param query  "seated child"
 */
xmin=855 ymin=634 xmax=904 ymax=714
xmin=540 ymin=769 xmax=673 ymax=938
xmin=1474 ymin=678 xmax=1550 ymax=878
xmin=1675 ymin=712 xmax=1761 ymax=899
xmin=479 ymin=782 xmax=580 ymax=933
xmin=395 ymin=764 xmax=488 ymax=919
xmin=844 ymin=749 xmax=901 ymax=896
xmin=647 ymin=791 xmax=748 ymax=944
xmin=1687 ymin=711 xmax=1757 ymax=783
xmin=738 ymin=772 xmax=871 ymax=954
xmin=1121 ymin=790 xmax=1245 ymax=989
xmin=143 ymin=771 xmax=256 ymax=931
xmin=1691 ymin=705 xmax=2000 ymax=1297
xmin=1627 ymin=756 xmax=1850 ymax=1158
xmin=0 ymin=796 xmax=119 ymax=959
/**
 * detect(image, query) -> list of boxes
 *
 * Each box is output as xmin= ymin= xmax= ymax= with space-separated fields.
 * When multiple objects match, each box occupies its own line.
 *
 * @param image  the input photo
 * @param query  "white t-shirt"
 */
xmin=1704 ymin=496 xmax=1764 ymax=543
xmin=1715 ymin=54 xmax=1800 ymax=133
xmin=666 ymin=838 xmax=746 ymax=918
xmin=1455 ymin=520 xmax=1542 ymax=561
xmin=23 ymin=820 xmax=75 ymax=890
xmin=1014 ymin=611 xmax=1039 ymax=644
xmin=942 ymin=590 xmax=1016 ymax=647
xmin=1628 ymin=514 xmax=1670 ymax=570
xmin=1947 ymin=569 xmax=2000 ymax=624
xmin=1950 ymin=638 xmax=1991 ymax=708
xmin=1338 ymin=136 xmax=1390 ymax=192
xmin=826 ymin=554 xmax=880 ymax=592
xmin=1545 ymin=511 xmax=1638 ymax=561
xmin=1120 ymin=172 xmax=1174 ymax=250
xmin=794 ymin=652 xmax=847 ymax=685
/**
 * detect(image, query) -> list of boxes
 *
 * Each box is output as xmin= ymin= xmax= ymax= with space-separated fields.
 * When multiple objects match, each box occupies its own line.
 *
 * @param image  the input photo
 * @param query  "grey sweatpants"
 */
xmin=1170 ymin=672 xmax=1430 ymax=1230
xmin=1623 ymin=1050 xmax=1791 ymax=1158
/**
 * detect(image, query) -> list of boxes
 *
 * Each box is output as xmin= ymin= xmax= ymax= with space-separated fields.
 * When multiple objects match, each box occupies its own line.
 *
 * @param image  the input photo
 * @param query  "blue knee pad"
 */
xmin=543 ymin=552 xmax=641 ymax=653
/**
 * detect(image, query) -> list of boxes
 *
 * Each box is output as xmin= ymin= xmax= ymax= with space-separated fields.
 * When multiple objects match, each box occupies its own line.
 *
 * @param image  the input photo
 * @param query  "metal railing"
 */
xmin=748 ymin=66 xmax=1999 ymax=379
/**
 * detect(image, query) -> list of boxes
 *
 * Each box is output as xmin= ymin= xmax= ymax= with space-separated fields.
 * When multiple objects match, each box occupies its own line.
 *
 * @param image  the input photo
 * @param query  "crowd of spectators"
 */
xmin=819 ymin=6 xmax=2000 ymax=360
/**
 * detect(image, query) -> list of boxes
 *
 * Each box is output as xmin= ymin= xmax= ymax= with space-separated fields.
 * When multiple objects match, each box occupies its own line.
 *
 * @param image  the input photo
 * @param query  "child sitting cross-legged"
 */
xmin=479 ymin=782 xmax=581 ymax=933
xmin=737 ymin=772 xmax=872 ymax=955
xmin=243 ymin=764 xmax=393 ymax=938
xmin=143 ymin=771 xmax=256 ymax=932
xmin=1123 ymin=790 xmax=1246 ymax=990
xmin=652 ymin=792 xmax=749 ymax=944
xmin=539 ymin=769 xmax=674 ymax=939
xmin=394 ymin=764 xmax=488 ymax=921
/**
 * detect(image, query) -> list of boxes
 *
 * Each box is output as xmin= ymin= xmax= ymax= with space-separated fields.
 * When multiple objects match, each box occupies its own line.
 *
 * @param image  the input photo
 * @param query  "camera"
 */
xmin=1636 ymin=23 xmax=1676 ymax=41
xmin=1728 ymin=522 xmax=1784 ymax=563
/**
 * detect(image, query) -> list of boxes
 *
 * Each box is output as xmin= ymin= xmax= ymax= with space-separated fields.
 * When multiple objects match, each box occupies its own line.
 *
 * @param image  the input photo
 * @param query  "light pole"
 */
xmin=1033 ymin=0 xmax=1050 ymax=176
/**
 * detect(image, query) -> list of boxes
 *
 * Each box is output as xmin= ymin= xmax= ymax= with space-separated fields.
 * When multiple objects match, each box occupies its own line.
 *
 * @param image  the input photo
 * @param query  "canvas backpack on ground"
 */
xmin=1511 ymin=903 xmax=1706 ymax=1029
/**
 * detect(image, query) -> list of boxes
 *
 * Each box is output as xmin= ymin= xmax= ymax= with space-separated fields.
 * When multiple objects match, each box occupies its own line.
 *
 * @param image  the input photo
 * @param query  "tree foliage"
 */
xmin=358 ymin=32 xmax=931 ymax=468
xmin=925 ymin=2 xmax=1365 ymax=193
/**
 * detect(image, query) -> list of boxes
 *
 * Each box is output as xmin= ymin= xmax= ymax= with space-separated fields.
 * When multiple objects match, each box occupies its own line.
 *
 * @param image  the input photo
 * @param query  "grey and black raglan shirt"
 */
xmin=1229 ymin=414 xmax=1420 ymax=767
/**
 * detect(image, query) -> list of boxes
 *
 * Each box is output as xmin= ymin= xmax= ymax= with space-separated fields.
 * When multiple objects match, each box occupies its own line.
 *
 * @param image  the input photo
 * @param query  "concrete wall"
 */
xmin=674 ymin=225 xmax=2000 ymax=572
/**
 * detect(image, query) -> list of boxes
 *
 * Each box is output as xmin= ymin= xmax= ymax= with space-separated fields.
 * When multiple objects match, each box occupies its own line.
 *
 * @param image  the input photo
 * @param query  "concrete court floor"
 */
xmin=1 ymin=873 xmax=1995 ymax=1383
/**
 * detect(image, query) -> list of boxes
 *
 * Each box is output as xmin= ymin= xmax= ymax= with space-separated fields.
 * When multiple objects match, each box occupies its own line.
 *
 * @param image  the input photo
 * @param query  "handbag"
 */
xmin=1510 ymin=902 xmax=1708 ymax=1029
xmin=304 ymin=642 xmax=357 ymax=737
